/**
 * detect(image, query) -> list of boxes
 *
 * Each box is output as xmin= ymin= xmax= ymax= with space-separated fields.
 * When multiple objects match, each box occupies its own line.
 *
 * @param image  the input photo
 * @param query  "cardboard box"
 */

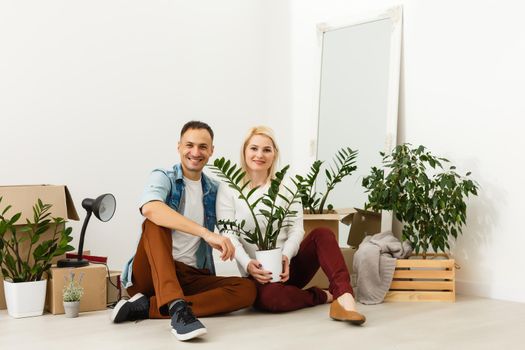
xmin=107 ymin=270 xmax=123 ymax=305
xmin=304 ymin=247 xmax=356 ymax=289
xmin=302 ymin=208 xmax=380 ymax=290
xmin=342 ymin=208 xmax=381 ymax=247
xmin=61 ymin=253 xmax=123 ymax=305
xmin=303 ymin=208 xmax=355 ymax=241
xmin=46 ymin=264 xmax=107 ymax=314
xmin=0 ymin=185 xmax=79 ymax=310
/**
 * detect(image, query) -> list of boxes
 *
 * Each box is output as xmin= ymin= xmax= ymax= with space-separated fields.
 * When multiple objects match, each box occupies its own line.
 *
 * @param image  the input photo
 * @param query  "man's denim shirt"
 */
xmin=122 ymin=163 xmax=218 ymax=288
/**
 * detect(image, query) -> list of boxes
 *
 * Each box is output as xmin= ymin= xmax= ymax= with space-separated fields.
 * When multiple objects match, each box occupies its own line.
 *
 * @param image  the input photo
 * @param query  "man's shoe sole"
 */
xmin=110 ymin=293 xmax=145 ymax=323
xmin=171 ymin=327 xmax=207 ymax=341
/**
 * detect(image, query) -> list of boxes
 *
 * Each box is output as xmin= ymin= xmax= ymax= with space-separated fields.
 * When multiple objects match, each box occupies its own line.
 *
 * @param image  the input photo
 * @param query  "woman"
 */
xmin=216 ymin=126 xmax=365 ymax=325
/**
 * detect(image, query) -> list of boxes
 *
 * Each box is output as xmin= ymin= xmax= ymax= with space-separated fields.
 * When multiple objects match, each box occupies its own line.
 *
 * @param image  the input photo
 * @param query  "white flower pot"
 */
xmin=255 ymin=247 xmax=283 ymax=283
xmin=3 ymin=279 xmax=47 ymax=318
xmin=63 ymin=301 xmax=80 ymax=318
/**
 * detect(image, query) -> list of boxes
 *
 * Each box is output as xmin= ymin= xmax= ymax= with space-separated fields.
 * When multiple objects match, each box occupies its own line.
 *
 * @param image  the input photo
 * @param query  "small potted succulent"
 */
xmin=62 ymin=270 xmax=84 ymax=318
xmin=210 ymin=158 xmax=303 ymax=282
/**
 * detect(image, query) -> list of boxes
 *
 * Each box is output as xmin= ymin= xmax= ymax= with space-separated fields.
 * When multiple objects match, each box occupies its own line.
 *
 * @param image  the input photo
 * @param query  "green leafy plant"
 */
xmin=209 ymin=157 xmax=303 ymax=251
xmin=0 ymin=197 xmax=75 ymax=282
xmin=297 ymin=147 xmax=358 ymax=214
xmin=362 ymin=144 xmax=479 ymax=257
xmin=63 ymin=270 xmax=84 ymax=302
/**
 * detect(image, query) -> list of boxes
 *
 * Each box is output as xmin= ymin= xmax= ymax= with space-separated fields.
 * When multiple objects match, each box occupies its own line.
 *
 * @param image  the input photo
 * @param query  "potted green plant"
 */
xmin=62 ymin=270 xmax=84 ymax=318
xmin=297 ymin=147 xmax=358 ymax=214
xmin=296 ymin=147 xmax=358 ymax=241
xmin=0 ymin=197 xmax=75 ymax=318
xmin=362 ymin=143 xmax=479 ymax=258
xmin=360 ymin=144 xmax=479 ymax=302
xmin=210 ymin=157 xmax=303 ymax=282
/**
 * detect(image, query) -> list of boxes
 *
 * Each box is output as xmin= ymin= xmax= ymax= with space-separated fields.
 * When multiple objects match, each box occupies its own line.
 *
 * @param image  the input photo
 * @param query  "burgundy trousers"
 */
xmin=127 ymin=219 xmax=257 ymax=318
xmin=254 ymin=227 xmax=353 ymax=313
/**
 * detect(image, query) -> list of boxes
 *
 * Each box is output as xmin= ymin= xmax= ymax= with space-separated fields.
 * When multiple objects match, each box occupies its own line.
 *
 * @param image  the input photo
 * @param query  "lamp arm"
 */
xmin=77 ymin=210 xmax=92 ymax=261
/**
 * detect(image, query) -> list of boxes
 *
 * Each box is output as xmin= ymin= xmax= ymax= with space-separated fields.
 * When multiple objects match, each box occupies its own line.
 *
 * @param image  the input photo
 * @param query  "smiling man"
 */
xmin=113 ymin=121 xmax=256 ymax=341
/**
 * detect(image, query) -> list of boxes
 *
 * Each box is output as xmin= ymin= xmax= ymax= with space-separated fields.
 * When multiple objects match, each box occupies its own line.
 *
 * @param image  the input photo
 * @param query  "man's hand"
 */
xmin=280 ymin=255 xmax=290 ymax=283
xmin=202 ymin=230 xmax=235 ymax=261
xmin=247 ymin=259 xmax=272 ymax=284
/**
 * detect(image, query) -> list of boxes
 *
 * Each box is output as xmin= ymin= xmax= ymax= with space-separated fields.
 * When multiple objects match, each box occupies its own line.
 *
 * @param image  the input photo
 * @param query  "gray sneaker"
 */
xmin=169 ymin=300 xmax=207 ymax=341
xmin=111 ymin=293 xmax=149 ymax=323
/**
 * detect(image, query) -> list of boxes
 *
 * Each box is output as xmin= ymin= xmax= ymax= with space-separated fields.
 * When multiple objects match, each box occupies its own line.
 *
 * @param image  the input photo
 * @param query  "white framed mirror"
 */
xmin=315 ymin=6 xmax=402 ymax=243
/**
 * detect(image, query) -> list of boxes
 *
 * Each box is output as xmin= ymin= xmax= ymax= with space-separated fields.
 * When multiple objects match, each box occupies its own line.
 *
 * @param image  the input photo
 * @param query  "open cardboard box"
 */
xmin=303 ymin=208 xmax=355 ymax=241
xmin=304 ymin=208 xmax=381 ymax=289
xmin=0 ymin=185 xmax=79 ymax=310
xmin=343 ymin=208 xmax=382 ymax=248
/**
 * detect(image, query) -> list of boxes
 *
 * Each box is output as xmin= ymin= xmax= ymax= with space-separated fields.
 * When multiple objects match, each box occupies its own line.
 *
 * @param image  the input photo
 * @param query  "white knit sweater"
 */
xmin=216 ymin=182 xmax=304 ymax=276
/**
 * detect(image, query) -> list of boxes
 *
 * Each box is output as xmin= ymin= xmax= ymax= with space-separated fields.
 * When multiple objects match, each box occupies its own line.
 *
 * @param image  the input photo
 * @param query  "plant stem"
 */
xmin=263 ymin=189 xmax=279 ymax=251
xmin=274 ymin=186 xmax=301 ymax=245
xmin=229 ymin=181 xmax=263 ymax=249
xmin=2 ymin=240 xmax=20 ymax=277
xmin=13 ymin=231 xmax=23 ymax=274
xmin=25 ymin=220 xmax=38 ymax=270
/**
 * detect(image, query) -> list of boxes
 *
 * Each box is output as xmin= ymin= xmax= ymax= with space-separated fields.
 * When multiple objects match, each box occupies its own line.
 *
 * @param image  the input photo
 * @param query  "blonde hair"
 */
xmin=240 ymin=126 xmax=280 ymax=183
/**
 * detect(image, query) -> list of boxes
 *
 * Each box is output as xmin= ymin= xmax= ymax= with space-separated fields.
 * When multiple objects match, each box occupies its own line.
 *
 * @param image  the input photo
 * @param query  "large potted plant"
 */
xmin=0 ymin=197 xmax=75 ymax=317
xmin=296 ymin=147 xmax=358 ymax=242
xmin=210 ymin=158 xmax=303 ymax=282
xmin=361 ymin=144 xmax=479 ymax=301
xmin=297 ymin=146 xmax=358 ymax=214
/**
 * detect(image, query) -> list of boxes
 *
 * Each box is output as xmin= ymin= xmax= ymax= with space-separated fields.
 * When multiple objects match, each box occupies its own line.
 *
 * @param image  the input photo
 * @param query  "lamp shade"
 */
xmin=81 ymin=193 xmax=116 ymax=222
xmin=93 ymin=193 xmax=116 ymax=222
xmin=57 ymin=193 xmax=116 ymax=268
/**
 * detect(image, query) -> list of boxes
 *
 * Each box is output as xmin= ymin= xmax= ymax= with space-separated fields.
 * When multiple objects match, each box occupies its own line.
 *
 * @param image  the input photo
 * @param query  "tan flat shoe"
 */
xmin=329 ymin=300 xmax=366 ymax=325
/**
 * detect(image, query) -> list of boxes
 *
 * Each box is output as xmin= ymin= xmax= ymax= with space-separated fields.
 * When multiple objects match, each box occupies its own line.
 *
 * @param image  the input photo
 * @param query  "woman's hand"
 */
xmin=247 ymin=259 xmax=272 ymax=284
xmin=280 ymin=255 xmax=290 ymax=282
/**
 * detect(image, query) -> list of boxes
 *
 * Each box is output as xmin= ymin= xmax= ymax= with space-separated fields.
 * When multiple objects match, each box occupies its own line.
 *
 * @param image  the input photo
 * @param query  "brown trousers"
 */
xmin=127 ymin=219 xmax=256 ymax=318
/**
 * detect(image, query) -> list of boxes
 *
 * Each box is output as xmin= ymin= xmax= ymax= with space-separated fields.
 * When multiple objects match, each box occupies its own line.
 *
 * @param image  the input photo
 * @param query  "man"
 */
xmin=112 ymin=121 xmax=256 ymax=341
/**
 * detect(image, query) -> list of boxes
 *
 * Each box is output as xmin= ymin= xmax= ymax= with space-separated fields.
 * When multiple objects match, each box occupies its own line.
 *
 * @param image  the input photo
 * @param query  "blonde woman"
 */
xmin=216 ymin=126 xmax=365 ymax=324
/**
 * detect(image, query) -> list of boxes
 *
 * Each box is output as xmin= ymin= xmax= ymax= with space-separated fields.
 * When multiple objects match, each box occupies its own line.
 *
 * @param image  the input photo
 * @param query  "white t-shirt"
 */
xmin=171 ymin=176 xmax=204 ymax=268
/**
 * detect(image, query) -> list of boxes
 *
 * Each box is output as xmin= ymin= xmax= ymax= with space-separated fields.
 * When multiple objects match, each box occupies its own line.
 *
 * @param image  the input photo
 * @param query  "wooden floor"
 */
xmin=1 ymin=295 xmax=524 ymax=350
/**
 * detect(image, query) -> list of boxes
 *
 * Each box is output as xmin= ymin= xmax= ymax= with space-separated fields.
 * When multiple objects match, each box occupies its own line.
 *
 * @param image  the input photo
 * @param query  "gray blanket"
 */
xmin=353 ymin=231 xmax=412 ymax=304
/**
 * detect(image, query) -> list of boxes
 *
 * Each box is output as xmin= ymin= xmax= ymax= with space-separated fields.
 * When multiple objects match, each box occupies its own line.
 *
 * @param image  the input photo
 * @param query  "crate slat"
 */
xmin=390 ymin=280 xmax=454 ymax=291
xmin=395 ymin=259 xmax=454 ymax=269
xmin=385 ymin=291 xmax=455 ymax=302
xmin=393 ymin=269 xmax=455 ymax=280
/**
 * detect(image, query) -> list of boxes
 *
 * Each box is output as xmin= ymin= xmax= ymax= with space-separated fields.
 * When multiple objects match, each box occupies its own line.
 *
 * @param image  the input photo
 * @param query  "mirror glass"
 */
xmin=316 ymin=9 xmax=402 ymax=244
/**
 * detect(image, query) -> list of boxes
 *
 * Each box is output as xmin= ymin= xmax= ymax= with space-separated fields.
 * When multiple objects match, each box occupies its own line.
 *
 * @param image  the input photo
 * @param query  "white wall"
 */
xmin=0 ymin=0 xmax=273 ymax=271
xmin=289 ymin=0 xmax=525 ymax=302
xmin=262 ymin=1 xmax=293 ymax=168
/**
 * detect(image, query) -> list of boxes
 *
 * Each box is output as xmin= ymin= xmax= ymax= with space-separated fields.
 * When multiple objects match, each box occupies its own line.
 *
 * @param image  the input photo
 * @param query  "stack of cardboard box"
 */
xmin=0 ymin=185 xmax=111 ymax=314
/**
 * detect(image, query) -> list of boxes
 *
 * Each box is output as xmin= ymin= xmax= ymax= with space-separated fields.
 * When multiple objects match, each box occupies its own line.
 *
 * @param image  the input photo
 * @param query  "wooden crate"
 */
xmin=384 ymin=258 xmax=455 ymax=302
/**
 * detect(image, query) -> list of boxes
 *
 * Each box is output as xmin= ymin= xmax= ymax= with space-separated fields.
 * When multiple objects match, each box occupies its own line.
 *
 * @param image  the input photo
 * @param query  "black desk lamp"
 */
xmin=57 ymin=193 xmax=116 ymax=268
